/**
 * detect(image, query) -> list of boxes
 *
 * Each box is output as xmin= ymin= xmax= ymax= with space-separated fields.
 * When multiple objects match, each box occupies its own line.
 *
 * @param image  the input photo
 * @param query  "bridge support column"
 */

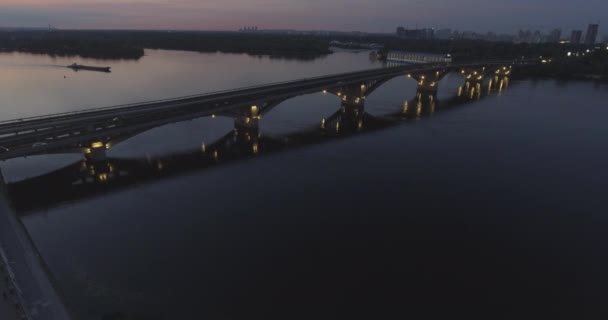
xmin=84 ymin=142 xmax=108 ymax=162
xmin=324 ymin=83 xmax=369 ymax=132
xmin=322 ymin=101 xmax=366 ymax=133
xmin=87 ymin=148 xmax=106 ymax=162
xmin=231 ymin=105 xmax=261 ymax=155
xmin=459 ymin=67 xmax=486 ymax=88
xmin=331 ymin=83 xmax=368 ymax=104
xmin=489 ymin=66 xmax=512 ymax=93
xmin=411 ymin=69 xmax=447 ymax=95
xmin=234 ymin=105 xmax=260 ymax=131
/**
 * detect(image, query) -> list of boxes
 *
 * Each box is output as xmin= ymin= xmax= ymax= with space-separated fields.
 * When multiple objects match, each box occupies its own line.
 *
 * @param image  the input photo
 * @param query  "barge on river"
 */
xmin=67 ymin=63 xmax=111 ymax=73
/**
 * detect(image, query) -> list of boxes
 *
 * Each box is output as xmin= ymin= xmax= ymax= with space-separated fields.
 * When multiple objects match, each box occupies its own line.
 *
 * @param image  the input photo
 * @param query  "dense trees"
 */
xmin=0 ymin=30 xmax=331 ymax=60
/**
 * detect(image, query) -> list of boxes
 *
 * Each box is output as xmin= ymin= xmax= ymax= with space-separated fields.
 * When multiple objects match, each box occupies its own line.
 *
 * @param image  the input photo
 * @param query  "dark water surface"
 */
xmin=1 ymin=50 xmax=608 ymax=319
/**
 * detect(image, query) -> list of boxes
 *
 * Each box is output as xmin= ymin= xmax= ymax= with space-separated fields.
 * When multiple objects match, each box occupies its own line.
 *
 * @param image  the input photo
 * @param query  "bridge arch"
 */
xmin=253 ymin=93 xmax=342 ymax=135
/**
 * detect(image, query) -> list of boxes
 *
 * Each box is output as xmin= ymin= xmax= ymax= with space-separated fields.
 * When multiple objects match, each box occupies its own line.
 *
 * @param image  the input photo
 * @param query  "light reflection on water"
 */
xmin=1 ymin=50 xmax=608 ymax=319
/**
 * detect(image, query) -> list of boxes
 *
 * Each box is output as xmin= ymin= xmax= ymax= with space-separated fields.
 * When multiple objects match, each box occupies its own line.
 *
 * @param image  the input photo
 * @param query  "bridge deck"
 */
xmin=0 ymin=60 xmax=522 ymax=161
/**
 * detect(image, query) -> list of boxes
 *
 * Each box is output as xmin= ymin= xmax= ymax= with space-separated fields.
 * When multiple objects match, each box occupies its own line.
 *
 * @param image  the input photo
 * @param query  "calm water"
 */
xmin=1 ymin=50 xmax=608 ymax=319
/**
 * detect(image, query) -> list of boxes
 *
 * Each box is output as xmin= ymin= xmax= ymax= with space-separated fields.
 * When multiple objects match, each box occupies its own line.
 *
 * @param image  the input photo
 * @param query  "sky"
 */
xmin=0 ymin=0 xmax=605 ymax=36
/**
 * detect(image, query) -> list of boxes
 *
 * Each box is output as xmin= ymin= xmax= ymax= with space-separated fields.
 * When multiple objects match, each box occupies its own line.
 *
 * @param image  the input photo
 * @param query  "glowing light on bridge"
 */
xmin=321 ymin=118 xmax=326 ymax=129
xmin=201 ymin=143 xmax=206 ymax=153
xmin=91 ymin=141 xmax=105 ymax=149
xmin=98 ymin=173 xmax=108 ymax=183
xmin=252 ymin=143 xmax=259 ymax=155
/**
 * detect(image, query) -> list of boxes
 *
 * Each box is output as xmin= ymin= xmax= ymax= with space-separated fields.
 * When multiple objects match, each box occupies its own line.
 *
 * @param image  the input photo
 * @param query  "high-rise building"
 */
xmin=570 ymin=30 xmax=583 ymax=44
xmin=396 ymin=27 xmax=434 ymax=40
xmin=584 ymin=24 xmax=599 ymax=45
xmin=434 ymin=28 xmax=452 ymax=40
xmin=548 ymin=29 xmax=562 ymax=42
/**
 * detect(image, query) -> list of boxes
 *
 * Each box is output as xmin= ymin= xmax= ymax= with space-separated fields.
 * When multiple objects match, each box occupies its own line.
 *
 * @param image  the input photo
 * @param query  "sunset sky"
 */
xmin=0 ymin=0 xmax=605 ymax=34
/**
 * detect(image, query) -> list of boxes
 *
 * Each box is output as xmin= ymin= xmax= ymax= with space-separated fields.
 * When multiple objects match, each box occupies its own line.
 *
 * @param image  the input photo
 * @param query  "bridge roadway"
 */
xmin=0 ymin=60 xmax=521 ymax=161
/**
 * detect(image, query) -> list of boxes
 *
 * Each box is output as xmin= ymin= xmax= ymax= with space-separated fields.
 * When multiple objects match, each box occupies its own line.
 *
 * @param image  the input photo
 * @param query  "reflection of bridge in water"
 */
xmin=7 ymin=76 xmax=511 ymax=214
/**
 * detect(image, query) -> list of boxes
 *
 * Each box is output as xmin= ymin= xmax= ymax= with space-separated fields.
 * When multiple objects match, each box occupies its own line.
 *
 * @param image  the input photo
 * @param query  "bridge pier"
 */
xmin=323 ymin=83 xmax=369 ymax=132
xmin=232 ymin=106 xmax=261 ymax=156
xmin=411 ymin=69 xmax=447 ymax=94
xmin=84 ymin=143 xmax=107 ymax=162
xmin=234 ymin=105 xmax=260 ymax=131
xmin=459 ymin=67 xmax=485 ymax=88
xmin=330 ymin=83 xmax=368 ymax=104
xmin=484 ymin=66 xmax=511 ymax=93
xmin=322 ymin=100 xmax=366 ymax=134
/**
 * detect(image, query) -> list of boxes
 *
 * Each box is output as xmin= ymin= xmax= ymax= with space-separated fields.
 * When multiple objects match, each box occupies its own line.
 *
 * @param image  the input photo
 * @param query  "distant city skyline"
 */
xmin=0 ymin=0 xmax=604 ymax=38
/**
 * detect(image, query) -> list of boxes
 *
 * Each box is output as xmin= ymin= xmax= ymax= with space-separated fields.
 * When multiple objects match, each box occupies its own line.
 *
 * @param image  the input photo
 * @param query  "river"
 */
xmin=1 ymin=49 xmax=608 ymax=319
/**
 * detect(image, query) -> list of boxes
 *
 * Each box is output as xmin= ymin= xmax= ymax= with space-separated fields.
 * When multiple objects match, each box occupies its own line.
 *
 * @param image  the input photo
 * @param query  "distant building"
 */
xmin=515 ymin=29 xmax=542 ymax=43
xmin=548 ymin=29 xmax=562 ymax=42
xmin=570 ymin=30 xmax=583 ymax=44
xmin=239 ymin=26 xmax=259 ymax=33
xmin=387 ymin=51 xmax=452 ymax=64
xmin=584 ymin=24 xmax=599 ymax=45
xmin=396 ymin=27 xmax=434 ymax=40
xmin=435 ymin=29 xmax=452 ymax=40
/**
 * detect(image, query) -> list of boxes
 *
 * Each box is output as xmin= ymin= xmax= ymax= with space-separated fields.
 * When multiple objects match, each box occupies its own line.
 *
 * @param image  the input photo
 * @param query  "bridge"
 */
xmin=0 ymin=59 xmax=523 ymax=319
xmin=0 ymin=60 xmax=521 ymax=162
xmin=7 ymin=76 xmax=512 ymax=214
